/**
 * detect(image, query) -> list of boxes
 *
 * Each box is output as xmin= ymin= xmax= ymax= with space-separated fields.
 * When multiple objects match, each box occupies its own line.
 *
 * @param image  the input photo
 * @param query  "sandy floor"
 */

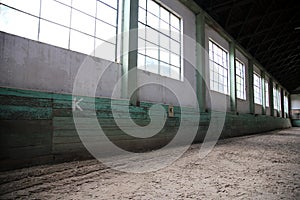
xmin=0 ymin=128 xmax=299 ymax=199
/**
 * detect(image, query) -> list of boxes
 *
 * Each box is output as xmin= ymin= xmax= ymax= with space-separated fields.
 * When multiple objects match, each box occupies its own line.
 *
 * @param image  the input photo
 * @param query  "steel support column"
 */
xmin=248 ymin=59 xmax=254 ymax=114
xmin=196 ymin=12 xmax=206 ymax=112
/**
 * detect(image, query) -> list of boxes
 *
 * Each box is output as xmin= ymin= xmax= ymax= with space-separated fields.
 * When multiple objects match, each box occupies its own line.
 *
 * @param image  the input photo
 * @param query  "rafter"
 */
xmin=254 ymin=40 xmax=300 ymax=57
xmin=259 ymin=30 xmax=297 ymax=61
xmin=236 ymin=3 xmax=255 ymax=38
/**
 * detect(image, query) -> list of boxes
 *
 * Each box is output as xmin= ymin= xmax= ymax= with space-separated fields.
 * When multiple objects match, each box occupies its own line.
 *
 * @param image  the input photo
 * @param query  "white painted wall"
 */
xmin=0 ymin=32 xmax=122 ymax=98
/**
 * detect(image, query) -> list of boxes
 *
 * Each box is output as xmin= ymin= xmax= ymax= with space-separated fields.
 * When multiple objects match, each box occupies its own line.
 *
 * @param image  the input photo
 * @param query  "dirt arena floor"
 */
xmin=0 ymin=128 xmax=299 ymax=199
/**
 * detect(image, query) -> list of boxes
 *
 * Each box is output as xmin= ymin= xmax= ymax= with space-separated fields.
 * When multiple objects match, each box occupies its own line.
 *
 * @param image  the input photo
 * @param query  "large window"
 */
xmin=273 ymin=85 xmax=281 ymax=111
xmin=253 ymin=73 xmax=262 ymax=105
xmin=284 ymin=95 xmax=289 ymax=114
xmin=209 ymin=40 xmax=229 ymax=94
xmin=235 ymin=59 xmax=246 ymax=100
xmin=265 ymin=81 xmax=269 ymax=107
xmin=0 ymin=0 xmax=119 ymax=61
xmin=137 ymin=0 xmax=182 ymax=80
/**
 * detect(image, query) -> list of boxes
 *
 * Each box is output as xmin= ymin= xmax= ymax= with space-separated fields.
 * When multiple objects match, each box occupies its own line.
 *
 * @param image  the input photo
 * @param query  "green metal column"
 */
xmin=288 ymin=94 xmax=291 ymax=118
xmin=281 ymin=88 xmax=285 ymax=118
xmin=261 ymin=71 xmax=266 ymax=115
xmin=248 ymin=59 xmax=254 ymax=114
xmin=121 ymin=0 xmax=138 ymax=105
xmin=269 ymin=79 xmax=274 ymax=116
xmin=229 ymin=42 xmax=237 ymax=113
xmin=196 ymin=12 xmax=206 ymax=112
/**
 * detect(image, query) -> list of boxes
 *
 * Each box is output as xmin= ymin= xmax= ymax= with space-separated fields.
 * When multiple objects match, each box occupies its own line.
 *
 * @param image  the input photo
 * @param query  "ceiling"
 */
xmin=194 ymin=0 xmax=300 ymax=93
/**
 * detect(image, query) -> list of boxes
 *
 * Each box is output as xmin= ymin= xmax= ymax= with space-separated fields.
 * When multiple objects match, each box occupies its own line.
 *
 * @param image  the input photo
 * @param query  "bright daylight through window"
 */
xmin=253 ymin=72 xmax=262 ymax=105
xmin=137 ymin=0 xmax=182 ymax=80
xmin=209 ymin=40 xmax=229 ymax=94
xmin=235 ymin=59 xmax=246 ymax=100
xmin=0 ymin=0 xmax=119 ymax=62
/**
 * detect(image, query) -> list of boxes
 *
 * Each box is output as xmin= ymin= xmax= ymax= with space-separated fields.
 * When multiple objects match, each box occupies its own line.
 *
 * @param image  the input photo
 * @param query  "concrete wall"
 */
xmin=0 ymin=32 xmax=122 ymax=99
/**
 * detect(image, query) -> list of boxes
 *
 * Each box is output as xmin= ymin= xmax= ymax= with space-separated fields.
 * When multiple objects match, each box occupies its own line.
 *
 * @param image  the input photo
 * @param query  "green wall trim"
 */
xmin=292 ymin=119 xmax=300 ymax=127
xmin=0 ymin=86 xmax=292 ymax=171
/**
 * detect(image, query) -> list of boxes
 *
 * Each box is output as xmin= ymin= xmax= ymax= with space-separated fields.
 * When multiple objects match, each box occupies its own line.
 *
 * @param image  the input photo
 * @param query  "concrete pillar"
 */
xmin=269 ymin=79 xmax=274 ymax=116
xmin=261 ymin=71 xmax=266 ymax=115
xmin=121 ymin=0 xmax=138 ymax=105
xmin=248 ymin=59 xmax=254 ymax=114
xmin=196 ymin=13 xmax=206 ymax=112
xmin=229 ymin=42 xmax=237 ymax=113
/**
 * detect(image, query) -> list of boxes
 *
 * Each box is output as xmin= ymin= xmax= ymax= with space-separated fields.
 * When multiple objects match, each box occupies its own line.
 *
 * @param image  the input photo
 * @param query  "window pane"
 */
xmin=0 ymin=5 xmax=38 ymax=40
xmin=96 ymin=20 xmax=116 ymax=42
xmin=171 ymin=27 xmax=180 ymax=41
xmin=1 ymin=0 xmax=40 ymax=16
xmin=160 ymin=62 xmax=170 ymax=77
xmin=56 ymin=0 xmax=72 ymax=6
xmin=97 ymin=1 xmax=117 ymax=26
xmin=171 ymin=53 xmax=180 ymax=67
xmin=146 ymin=28 xmax=159 ymax=44
xmin=138 ymin=7 xmax=146 ymax=24
xmin=160 ymin=34 xmax=169 ymax=50
xmin=73 ymin=0 xmax=96 ymax=16
xmin=147 ymin=12 xmax=159 ymax=29
xmin=148 ymin=0 xmax=159 ymax=15
xmin=146 ymin=43 xmax=158 ymax=60
xmin=71 ymin=9 xmax=95 ymax=35
xmin=170 ymin=14 xmax=180 ymax=30
xmin=170 ymin=40 xmax=180 ymax=54
xmin=138 ymin=38 xmax=146 ymax=53
xmin=146 ymin=57 xmax=158 ymax=73
xmin=99 ymin=0 xmax=118 ymax=9
xmin=41 ymin=0 xmax=71 ymax=27
xmin=138 ymin=54 xmax=145 ymax=69
xmin=160 ymin=49 xmax=169 ymax=63
xmin=160 ymin=21 xmax=169 ymax=35
xmin=160 ymin=7 xmax=169 ymax=23
xmin=170 ymin=66 xmax=180 ymax=79
xmin=39 ymin=20 xmax=69 ymax=49
xmin=70 ymin=30 xmax=94 ymax=55
xmin=139 ymin=0 xmax=146 ymax=9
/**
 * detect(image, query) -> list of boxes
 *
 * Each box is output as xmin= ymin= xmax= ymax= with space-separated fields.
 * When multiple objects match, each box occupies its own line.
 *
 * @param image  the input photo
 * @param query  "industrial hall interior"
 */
xmin=0 ymin=0 xmax=299 ymax=199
